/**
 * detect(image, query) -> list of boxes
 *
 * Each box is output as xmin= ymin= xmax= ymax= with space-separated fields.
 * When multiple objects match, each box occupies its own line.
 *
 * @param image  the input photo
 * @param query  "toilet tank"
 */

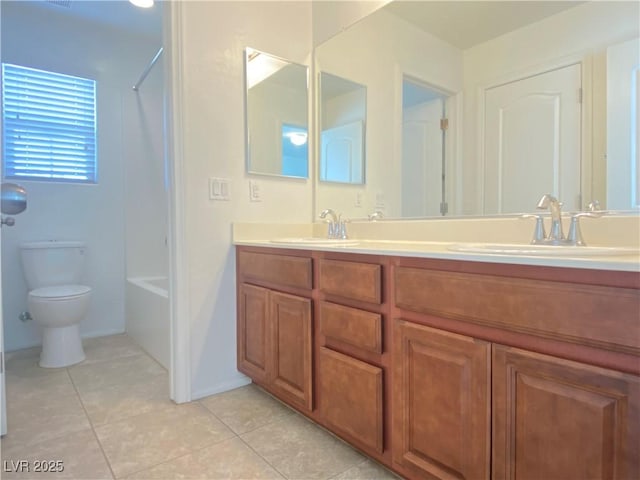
xmin=20 ymin=241 xmax=87 ymax=290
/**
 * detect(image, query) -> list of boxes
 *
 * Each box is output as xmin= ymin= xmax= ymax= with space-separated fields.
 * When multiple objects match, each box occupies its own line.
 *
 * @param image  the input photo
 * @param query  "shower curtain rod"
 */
xmin=133 ymin=46 xmax=164 ymax=91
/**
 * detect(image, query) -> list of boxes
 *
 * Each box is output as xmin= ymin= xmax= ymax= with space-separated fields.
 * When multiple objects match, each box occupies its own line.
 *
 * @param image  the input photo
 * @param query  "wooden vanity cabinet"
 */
xmin=393 ymin=320 xmax=491 ymax=480
xmin=492 ymin=345 xmax=640 ymax=480
xmin=237 ymin=249 xmax=313 ymax=412
xmin=237 ymin=246 xmax=640 ymax=480
xmin=393 ymin=259 xmax=640 ymax=480
xmin=317 ymin=257 xmax=387 ymax=457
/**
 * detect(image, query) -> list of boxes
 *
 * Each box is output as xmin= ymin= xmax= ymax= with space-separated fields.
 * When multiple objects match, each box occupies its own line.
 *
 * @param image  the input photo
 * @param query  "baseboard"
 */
xmin=5 ymin=329 xmax=127 ymax=353
xmin=191 ymin=375 xmax=251 ymax=401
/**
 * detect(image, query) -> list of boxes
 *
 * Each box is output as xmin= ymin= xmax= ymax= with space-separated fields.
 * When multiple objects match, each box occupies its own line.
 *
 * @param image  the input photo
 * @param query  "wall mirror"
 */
xmin=319 ymin=72 xmax=366 ymax=184
xmin=313 ymin=1 xmax=639 ymax=219
xmin=245 ymin=47 xmax=309 ymax=178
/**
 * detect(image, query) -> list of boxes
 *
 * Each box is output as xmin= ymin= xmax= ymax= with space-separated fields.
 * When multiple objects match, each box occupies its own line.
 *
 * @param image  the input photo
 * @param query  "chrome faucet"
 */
xmin=529 ymin=194 xmax=602 ymax=246
xmin=536 ymin=194 xmax=565 ymax=244
xmin=319 ymin=209 xmax=349 ymax=239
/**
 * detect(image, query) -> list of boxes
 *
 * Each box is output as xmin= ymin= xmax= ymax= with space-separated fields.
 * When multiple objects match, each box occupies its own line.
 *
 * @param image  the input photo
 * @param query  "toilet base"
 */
xmin=39 ymin=324 xmax=85 ymax=368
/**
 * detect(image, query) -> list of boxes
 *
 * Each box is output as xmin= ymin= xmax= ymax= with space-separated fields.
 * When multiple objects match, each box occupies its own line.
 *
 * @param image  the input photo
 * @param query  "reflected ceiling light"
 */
xmin=130 ymin=0 xmax=154 ymax=8
xmin=286 ymin=132 xmax=308 ymax=146
xmin=246 ymin=49 xmax=288 ymax=89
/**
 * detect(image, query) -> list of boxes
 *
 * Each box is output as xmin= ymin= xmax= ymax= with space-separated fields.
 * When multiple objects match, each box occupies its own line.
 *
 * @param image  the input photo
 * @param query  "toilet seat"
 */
xmin=30 ymin=284 xmax=91 ymax=300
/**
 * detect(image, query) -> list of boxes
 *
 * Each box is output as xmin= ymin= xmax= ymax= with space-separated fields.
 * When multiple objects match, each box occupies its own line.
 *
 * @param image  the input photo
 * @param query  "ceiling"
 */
xmin=386 ymin=1 xmax=585 ymax=50
xmin=30 ymin=0 xmax=162 ymax=39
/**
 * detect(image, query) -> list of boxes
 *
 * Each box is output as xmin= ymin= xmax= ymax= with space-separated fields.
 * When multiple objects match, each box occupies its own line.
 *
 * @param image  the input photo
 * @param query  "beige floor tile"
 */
xmin=5 ymin=367 xmax=76 ymax=405
xmin=241 ymin=413 xmax=364 ymax=480
xmin=1 ymin=429 xmax=113 ymax=480
xmin=77 ymin=372 xmax=171 ymax=426
xmin=199 ymin=384 xmax=294 ymax=434
xmin=68 ymin=352 xmax=165 ymax=391
xmin=82 ymin=334 xmax=145 ymax=364
xmin=3 ymin=390 xmax=91 ymax=449
xmin=94 ymin=402 xmax=235 ymax=478
xmin=5 ymin=346 xmax=40 ymax=363
xmin=125 ymin=437 xmax=284 ymax=480
xmin=331 ymin=459 xmax=399 ymax=480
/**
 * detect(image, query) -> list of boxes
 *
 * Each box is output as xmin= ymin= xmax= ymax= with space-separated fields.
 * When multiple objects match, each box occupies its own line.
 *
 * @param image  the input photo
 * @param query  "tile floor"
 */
xmin=1 ymin=334 xmax=397 ymax=480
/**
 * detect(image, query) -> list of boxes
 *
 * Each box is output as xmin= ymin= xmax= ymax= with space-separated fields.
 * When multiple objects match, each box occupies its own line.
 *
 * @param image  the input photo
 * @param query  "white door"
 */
xmin=483 ymin=64 xmax=582 ymax=214
xmin=402 ymin=98 xmax=444 ymax=217
xmin=320 ymin=121 xmax=364 ymax=183
xmin=606 ymin=37 xmax=640 ymax=210
xmin=1 ymin=216 xmax=5 ymax=436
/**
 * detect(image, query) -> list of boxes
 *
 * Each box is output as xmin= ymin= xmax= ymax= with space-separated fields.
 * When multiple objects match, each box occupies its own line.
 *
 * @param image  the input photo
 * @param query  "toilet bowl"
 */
xmin=20 ymin=241 xmax=92 ymax=368
xmin=28 ymin=285 xmax=91 ymax=368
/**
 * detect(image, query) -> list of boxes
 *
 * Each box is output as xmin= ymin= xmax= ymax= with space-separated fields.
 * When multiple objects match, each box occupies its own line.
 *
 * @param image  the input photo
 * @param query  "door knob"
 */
xmin=1 ymin=216 xmax=15 ymax=227
xmin=1 ymin=183 xmax=27 ymax=215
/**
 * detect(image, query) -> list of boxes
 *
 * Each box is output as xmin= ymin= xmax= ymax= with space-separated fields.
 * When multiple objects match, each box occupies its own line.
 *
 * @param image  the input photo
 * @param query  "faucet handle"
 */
xmin=337 ymin=217 xmax=350 ymax=239
xmin=520 ymin=214 xmax=546 ymax=244
xmin=368 ymin=211 xmax=383 ymax=222
xmin=567 ymin=212 xmax=601 ymax=246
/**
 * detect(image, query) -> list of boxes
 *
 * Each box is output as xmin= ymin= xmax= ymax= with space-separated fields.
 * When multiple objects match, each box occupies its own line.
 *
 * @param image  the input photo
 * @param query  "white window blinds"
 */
xmin=2 ymin=63 xmax=97 ymax=183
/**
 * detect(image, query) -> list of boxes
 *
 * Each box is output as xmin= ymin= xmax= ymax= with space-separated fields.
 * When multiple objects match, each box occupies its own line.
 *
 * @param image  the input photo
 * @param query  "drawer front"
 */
xmin=394 ymin=266 xmax=640 ymax=354
xmin=318 ymin=347 xmax=384 ymax=453
xmin=238 ymin=251 xmax=312 ymax=290
xmin=319 ymin=259 xmax=382 ymax=304
xmin=319 ymin=301 xmax=382 ymax=354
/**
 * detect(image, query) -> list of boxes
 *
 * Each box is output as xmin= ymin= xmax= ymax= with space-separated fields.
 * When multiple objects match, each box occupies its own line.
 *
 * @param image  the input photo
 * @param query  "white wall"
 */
xmin=1 ymin=2 xmax=158 ymax=350
xmin=124 ymin=52 xmax=167 ymax=279
xmin=462 ymin=1 xmax=640 ymax=214
xmin=315 ymin=9 xmax=463 ymax=219
xmin=171 ymin=1 xmax=313 ymax=398
xmin=311 ymin=0 xmax=390 ymax=47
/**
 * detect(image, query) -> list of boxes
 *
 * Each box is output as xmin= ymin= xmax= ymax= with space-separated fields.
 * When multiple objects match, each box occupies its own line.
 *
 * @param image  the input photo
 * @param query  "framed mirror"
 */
xmin=319 ymin=72 xmax=366 ymax=184
xmin=313 ymin=1 xmax=640 ymax=219
xmin=245 ymin=47 xmax=309 ymax=178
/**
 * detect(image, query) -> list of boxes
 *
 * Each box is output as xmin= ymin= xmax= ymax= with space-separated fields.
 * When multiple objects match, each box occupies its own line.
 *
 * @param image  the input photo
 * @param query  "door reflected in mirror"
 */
xmin=313 ymin=1 xmax=639 ymax=219
xmin=402 ymin=77 xmax=449 ymax=217
xmin=245 ymin=48 xmax=309 ymax=178
xmin=319 ymin=72 xmax=366 ymax=184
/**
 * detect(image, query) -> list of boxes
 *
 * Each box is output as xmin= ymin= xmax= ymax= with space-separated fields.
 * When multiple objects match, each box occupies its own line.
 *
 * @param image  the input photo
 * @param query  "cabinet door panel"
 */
xmin=493 ymin=345 xmax=640 ymax=480
xmin=318 ymin=347 xmax=384 ymax=453
xmin=393 ymin=320 xmax=490 ymax=480
xmin=237 ymin=284 xmax=270 ymax=383
xmin=270 ymin=291 xmax=313 ymax=411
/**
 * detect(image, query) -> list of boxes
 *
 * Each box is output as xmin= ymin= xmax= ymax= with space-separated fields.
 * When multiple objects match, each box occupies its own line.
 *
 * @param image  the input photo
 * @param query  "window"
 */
xmin=2 ymin=63 xmax=97 ymax=183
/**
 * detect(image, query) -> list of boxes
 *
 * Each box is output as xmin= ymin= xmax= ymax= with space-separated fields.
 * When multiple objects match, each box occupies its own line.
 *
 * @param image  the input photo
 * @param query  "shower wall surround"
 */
xmin=1 ymin=2 xmax=158 ymax=350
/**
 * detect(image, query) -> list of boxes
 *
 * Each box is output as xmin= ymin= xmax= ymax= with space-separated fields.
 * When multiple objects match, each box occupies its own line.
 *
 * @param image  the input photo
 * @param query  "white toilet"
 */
xmin=20 ymin=241 xmax=91 ymax=368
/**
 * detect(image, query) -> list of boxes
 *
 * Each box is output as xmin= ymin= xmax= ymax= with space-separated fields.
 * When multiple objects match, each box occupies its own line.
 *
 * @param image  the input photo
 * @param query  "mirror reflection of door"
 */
xmin=321 ymin=121 xmax=363 ymax=183
xmin=483 ymin=63 xmax=582 ymax=214
xmin=319 ymin=72 xmax=366 ymax=184
xmin=401 ymin=77 xmax=448 ymax=217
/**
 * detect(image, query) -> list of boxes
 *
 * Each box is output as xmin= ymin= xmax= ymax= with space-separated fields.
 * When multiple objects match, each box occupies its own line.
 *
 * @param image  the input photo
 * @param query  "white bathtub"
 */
xmin=126 ymin=276 xmax=169 ymax=369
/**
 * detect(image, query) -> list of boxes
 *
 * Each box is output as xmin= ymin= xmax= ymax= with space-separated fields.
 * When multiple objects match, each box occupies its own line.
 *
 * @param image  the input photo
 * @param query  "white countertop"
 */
xmin=232 ymin=218 xmax=640 ymax=272
xmin=234 ymin=238 xmax=640 ymax=272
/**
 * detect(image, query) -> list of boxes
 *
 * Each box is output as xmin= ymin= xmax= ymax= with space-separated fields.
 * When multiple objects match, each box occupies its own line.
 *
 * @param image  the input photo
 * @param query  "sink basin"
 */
xmin=270 ymin=237 xmax=360 ymax=247
xmin=448 ymin=243 xmax=639 ymax=257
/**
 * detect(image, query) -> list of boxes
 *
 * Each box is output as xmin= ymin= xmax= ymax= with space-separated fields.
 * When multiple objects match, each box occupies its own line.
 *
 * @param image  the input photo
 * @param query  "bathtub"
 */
xmin=126 ymin=276 xmax=169 ymax=369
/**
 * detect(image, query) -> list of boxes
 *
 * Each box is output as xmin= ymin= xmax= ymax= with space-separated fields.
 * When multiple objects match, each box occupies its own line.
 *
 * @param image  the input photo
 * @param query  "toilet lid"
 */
xmin=30 ymin=285 xmax=91 ymax=299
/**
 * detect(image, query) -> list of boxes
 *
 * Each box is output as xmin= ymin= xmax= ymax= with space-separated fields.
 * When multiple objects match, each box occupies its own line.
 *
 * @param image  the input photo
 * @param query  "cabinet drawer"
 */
xmin=319 ymin=301 xmax=382 ymax=354
xmin=395 ymin=266 xmax=640 ymax=354
xmin=238 ymin=251 xmax=312 ymax=290
xmin=318 ymin=347 xmax=384 ymax=453
xmin=319 ymin=259 xmax=382 ymax=304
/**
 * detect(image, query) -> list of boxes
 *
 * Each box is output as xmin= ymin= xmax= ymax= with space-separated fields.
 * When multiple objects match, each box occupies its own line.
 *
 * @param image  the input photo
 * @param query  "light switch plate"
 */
xmin=355 ymin=191 xmax=363 ymax=207
xmin=209 ymin=177 xmax=230 ymax=201
xmin=249 ymin=180 xmax=262 ymax=202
